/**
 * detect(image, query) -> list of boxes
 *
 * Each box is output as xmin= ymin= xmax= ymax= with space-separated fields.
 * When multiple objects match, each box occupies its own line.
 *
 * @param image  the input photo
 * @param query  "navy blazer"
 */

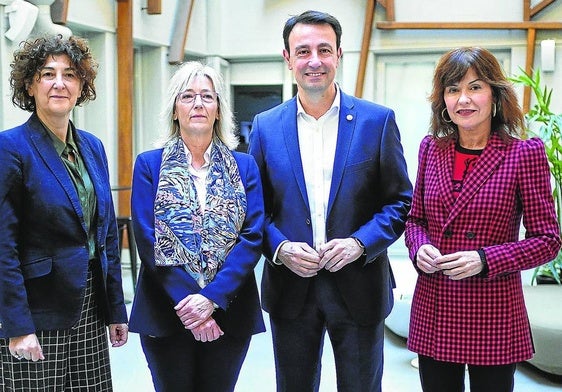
xmin=128 ymin=148 xmax=265 ymax=338
xmin=0 ymin=113 xmax=128 ymax=338
xmin=249 ymin=91 xmax=412 ymax=326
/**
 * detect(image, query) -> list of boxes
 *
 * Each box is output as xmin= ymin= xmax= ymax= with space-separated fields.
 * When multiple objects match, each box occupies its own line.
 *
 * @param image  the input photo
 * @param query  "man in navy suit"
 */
xmin=248 ymin=10 xmax=412 ymax=392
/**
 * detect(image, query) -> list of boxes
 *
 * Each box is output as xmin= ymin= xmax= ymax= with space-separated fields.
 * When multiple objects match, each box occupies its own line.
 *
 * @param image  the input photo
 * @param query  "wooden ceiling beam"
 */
xmin=531 ymin=0 xmax=555 ymax=17
xmin=376 ymin=0 xmax=394 ymax=21
xmin=355 ymin=0 xmax=376 ymax=97
xmin=50 ymin=0 xmax=69 ymax=24
xmin=376 ymin=21 xmax=562 ymax=30
xmin=146 ymin=0 xmax=161 ymax=15
xmin=524 ymin=0 xmax=531 ymax=21
xmin=372 ymin=0 xmax=560 ymax=113
xmin=168 ymin=0 xmax=195 ymax=64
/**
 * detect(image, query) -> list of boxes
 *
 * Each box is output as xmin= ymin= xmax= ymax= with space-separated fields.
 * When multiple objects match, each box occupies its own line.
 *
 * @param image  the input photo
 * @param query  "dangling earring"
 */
xmin=492 ymin=102 xmax=497 ymax=117
xmin=441 ymin=108 xmax=452 ymax=123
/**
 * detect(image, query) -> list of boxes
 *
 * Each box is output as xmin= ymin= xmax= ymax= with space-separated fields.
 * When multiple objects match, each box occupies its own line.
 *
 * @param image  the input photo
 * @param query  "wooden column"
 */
xmin=50 ymin=0 xmax=69 ymax=24
xmin=146 ymin=0 xmax=162 ymax=15
xmin=168 ymin=0 xmax=195 ymax=64
xmin=524 ymin=28 xmax=536 ymax=112
xmin=523 ymin=0 xmax=531 ymax=21
xmin=531 ymin=0 xmax=555 ymax=16
xmin=355 ymin=0 xmax=376 ymax=97
xmin=116 ymin=0 xmax=133 ymax=216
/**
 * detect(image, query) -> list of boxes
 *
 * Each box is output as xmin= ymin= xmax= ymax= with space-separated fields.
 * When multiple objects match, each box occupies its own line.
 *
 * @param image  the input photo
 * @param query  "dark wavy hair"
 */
xmin=429 ymin=47 xmax=524 ymax=144
xmin=283 ymin=10 xmax=342 ymax=52
xmin=9 ymin=34 xmax=98 ymax=112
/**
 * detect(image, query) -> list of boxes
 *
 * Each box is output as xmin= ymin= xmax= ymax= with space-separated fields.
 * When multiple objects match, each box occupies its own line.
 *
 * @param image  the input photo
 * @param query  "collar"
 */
xmin=184 ymin=140 xmax=213 ymax=168
xmin=296 ymin=83 xmax=341 ymax=118
xmin=42 ymin=121 xmax=75 ymax=157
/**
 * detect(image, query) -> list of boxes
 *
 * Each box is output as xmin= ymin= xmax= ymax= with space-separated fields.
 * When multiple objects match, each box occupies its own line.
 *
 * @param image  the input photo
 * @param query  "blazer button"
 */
xmin=444 ymin=229 xmax=453 ymax=238
xmin=466 ymin=231 xmax=476 ymax=239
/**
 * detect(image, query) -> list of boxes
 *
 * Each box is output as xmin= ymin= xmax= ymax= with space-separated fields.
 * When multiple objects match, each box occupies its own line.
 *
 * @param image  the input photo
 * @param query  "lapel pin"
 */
xmin=346 ymin=114 xmax=353 ymax=121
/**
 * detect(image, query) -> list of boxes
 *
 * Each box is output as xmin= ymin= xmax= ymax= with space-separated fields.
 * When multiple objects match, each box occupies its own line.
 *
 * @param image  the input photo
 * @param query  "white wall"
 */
xmin=1 ymin=0 xmax=561 ymax=241
xmin=2 ymin=1 xmax=561 ymax=128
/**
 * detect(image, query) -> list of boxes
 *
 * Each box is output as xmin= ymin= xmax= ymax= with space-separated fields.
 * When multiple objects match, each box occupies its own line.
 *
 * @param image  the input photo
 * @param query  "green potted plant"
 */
xmin=511 ymin=68 xmax=562 ymax=284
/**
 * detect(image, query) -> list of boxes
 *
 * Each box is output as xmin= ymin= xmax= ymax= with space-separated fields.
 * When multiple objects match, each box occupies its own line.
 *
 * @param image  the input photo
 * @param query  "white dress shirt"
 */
xmin=297 ymin=88 xmax=340 ymax=250
xmin=184 ymin=141 xmax=212 ymax=213
xmin=271 ymin=88 xmax=341 ymax=264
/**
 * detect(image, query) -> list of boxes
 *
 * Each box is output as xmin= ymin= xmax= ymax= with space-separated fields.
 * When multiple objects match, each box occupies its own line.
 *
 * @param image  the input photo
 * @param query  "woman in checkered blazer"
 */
xmin=405 ymin=47 xmax=561 ymax=392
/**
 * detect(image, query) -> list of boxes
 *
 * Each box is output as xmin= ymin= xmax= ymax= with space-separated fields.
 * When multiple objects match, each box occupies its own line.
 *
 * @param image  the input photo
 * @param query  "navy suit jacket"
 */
xmin=249 ymin=91 xmax=412 ymax=325
xmin=128 ymin=148 xmax=265 ymax=338
xmin=0 ymin=113 xmax=128 ymax=338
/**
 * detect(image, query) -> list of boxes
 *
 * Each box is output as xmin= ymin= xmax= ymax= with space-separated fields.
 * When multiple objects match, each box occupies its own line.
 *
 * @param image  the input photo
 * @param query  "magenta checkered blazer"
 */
xmin=405 ymin=134 xmax=561 ymax=365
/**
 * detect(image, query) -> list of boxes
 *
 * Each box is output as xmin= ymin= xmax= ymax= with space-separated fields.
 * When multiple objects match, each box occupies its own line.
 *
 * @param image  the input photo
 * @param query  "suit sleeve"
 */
xmin=248 ymin=114 xmax=288 ymax=260
xmin=0 ymin=136 xmax=35 ymax=337
xmin=352 ymin=109 xmax=413 ymax=262
xmin=404 ymin=135 xmax=433 ymax=267
xmin=483 ymin=138 xmax=561 ymax=277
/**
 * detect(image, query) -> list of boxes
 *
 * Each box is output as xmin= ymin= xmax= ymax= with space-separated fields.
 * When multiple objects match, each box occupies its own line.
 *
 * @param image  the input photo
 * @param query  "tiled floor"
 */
xmin=110 ymin=256 xmax=562 ymax=391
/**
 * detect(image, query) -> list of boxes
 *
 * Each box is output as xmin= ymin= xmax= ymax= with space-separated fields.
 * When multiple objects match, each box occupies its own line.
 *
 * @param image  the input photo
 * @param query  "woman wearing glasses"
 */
xmin=128 ymin=61 xmax=265 ymax=392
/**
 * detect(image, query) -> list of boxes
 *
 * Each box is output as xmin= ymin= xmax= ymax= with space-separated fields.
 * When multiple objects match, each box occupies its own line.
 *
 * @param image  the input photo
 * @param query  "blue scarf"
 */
xmin=154 ymin=137 xmax=246 ymax=287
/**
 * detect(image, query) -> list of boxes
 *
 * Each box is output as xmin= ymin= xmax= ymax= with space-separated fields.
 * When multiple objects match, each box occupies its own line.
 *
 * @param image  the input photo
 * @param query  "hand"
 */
xmin=416 ymin=244 xmax=442 ymax=274
xmin=434 ymin=250 xmax=483 ymax=280
xmin=318 ymin=238 xmax=363 ymax=272
xmin=174 ymin=294 xmax=215 ymax=329
xmin=278 ymin=241 xmax=321 ymax=277
xmin=190 ymin=316 xmax=224 ymax=342
xmin=9 ymin=334 xmax=44 ymax=362
xmin=109 ymin=323 xmax=129 ymax=347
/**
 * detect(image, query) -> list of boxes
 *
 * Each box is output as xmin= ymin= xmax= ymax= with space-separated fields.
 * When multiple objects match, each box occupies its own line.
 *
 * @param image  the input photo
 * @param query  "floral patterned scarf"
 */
xmin=154 ymin=137 xmax=246 ymax=288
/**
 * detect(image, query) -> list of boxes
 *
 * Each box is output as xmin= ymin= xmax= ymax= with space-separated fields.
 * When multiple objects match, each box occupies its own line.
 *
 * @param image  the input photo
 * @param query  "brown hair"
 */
xmin=429 ymin=47 xmax=524 ymax=143
xmin=10 ymin=34 xmax=97 ymax=112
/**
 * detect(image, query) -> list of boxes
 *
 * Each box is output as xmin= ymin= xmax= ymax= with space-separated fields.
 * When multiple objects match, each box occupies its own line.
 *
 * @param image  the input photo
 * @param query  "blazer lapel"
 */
xmin=436 ymin=142 xmax=456 ymax=215
xmin=327 ymin=92 xmax=355 ymax=217
xmin=445 ymin=135 xmax=506 ymax=225
xmin=26 ymin=116 xmax=87 ymax=233
xmin=75 ymin=129 xmax=108 ymax=225
xmin=281 ymin=100 xmax=310 ymax=210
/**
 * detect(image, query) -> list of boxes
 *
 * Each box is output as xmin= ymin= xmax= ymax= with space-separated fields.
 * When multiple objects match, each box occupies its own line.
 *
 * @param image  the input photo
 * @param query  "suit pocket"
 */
xmin=345 ymin=159 xmax=374 ymax=174
xmin=21 ymin=257 xmax=53 ymax=280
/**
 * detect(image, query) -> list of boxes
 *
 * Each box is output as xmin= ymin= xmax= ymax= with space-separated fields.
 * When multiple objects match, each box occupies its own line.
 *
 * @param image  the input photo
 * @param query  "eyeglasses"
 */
xmin=177 ymin=91 xmax=218 ymax=104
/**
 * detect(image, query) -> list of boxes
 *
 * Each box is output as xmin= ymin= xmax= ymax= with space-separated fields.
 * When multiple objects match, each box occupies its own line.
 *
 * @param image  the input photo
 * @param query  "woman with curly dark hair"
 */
xmin=0 ymin=34 xmax=128 ymax=391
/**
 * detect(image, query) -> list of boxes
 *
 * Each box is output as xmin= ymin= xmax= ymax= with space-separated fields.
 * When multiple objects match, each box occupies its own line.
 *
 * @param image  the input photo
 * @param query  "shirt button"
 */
xmin=306 ymin=219 xmax=311 ymax=225
xmin=466 ymin=231 xmax=476 ymax=239
xmin=444 ymin=229 xmax=453 ymax=238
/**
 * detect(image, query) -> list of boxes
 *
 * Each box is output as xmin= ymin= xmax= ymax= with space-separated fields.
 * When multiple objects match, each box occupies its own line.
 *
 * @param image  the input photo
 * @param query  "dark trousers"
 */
xmin=418 ymin=355 xmax=516 ymax=392
xmin=270 ymin=271 xmax=385 ymax=392
xmin=140 ymin=331 xmax=251 ymax=392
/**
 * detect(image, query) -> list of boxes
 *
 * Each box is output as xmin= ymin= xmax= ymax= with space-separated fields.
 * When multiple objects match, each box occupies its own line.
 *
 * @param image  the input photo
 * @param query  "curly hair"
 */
xmin=429 ymin=47 xmax=524 ymax=144
xmin=9 ymin=34 xmax=98 ymax=112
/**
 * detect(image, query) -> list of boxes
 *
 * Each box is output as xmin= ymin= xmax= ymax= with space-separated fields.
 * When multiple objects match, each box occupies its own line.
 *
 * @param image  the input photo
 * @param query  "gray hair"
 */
xmin=158 ymin=61 xmax=238 ymax=149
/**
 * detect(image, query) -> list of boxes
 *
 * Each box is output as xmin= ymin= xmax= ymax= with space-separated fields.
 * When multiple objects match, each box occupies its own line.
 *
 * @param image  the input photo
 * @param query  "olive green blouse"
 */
xmin=45 ymin=124 xmax=97 ymax=260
